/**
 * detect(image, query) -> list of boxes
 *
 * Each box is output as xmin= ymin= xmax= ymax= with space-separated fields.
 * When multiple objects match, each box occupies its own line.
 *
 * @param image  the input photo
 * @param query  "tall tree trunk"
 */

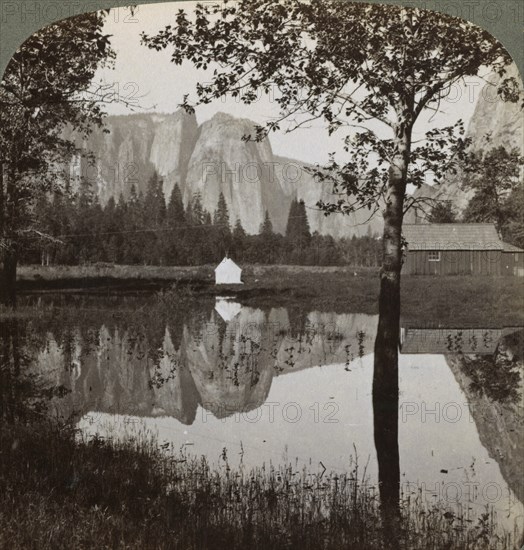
xmin=373 ymin=119 xmax=412 ymax=546
xmin=0 ymin=246 xmax=18 ymax=307
xmin=0 ymin=167 xmax=19 ymax=307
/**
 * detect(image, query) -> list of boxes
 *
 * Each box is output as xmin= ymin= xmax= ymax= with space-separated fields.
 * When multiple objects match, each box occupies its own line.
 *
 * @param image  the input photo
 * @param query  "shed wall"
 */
xmin=403 ymin=250 xmax=507 ymax=275
xmin=501 ymin=251 xmax=524 ymax=276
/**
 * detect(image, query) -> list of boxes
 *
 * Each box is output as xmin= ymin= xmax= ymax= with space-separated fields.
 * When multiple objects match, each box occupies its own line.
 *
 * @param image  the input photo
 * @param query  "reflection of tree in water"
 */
xmin=0 ymin=320 xmax=68 ymax=423
xmin=445 ymin=330 xmax=495 ymax=354
xmin=25 ymin=299 xmax=377 ymax=425
xmin=460 ymin=355 xmax=520 ymax=404
xmin=446 ymin=329 xmax=524 ymax=506
xmin=283 ymin=305 xmax=310 ymax=341
xmin=9 ymin=295 xmax=524 ymax=547
xmin=455 ymin=330 xmax=523 ymax=405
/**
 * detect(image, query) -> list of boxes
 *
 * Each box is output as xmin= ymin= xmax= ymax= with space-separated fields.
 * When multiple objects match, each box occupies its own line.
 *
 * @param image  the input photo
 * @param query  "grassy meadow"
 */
xmin=14 ymin=263 xmax=524 ymax=326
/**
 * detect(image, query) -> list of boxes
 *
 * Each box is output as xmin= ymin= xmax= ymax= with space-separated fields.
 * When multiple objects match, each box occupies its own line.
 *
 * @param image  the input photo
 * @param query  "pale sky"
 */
xmin=95 ymin=1 xmax=487 ymax=166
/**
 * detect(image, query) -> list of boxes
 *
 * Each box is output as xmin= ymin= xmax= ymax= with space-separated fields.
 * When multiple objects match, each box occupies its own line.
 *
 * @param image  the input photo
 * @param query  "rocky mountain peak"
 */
xmin=408 ymin=62 xmax=523 ymax=220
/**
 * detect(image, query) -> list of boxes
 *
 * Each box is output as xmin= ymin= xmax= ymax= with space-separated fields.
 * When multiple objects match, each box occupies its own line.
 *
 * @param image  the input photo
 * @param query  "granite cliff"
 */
xmin=69 ymin=64 xmax=522 ymax=233
xmin=68 ymin=111 xmax=382 ymax=236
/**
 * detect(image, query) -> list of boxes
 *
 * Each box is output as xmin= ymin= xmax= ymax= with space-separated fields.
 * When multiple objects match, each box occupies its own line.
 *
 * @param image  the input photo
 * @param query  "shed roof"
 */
xmin=403 ymin=223 xmax=504 ymax=251
xmin=502 ymin=241 xmax=524 ymax=253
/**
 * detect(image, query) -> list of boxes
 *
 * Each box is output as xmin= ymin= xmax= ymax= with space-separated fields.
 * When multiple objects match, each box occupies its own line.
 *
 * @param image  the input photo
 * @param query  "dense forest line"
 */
xmin=24 ymin=173 xmax=383 ymax=267
xmin=23 ymin=145 xmax=524 ymax=268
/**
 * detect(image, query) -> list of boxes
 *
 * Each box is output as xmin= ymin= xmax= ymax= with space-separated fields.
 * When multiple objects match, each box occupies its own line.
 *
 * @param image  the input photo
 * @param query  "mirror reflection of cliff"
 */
xmin=33 ymin=298 xmax=377 ymax=424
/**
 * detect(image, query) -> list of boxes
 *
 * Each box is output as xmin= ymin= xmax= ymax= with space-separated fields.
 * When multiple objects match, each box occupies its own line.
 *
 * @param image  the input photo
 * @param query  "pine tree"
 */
xmin=213 ymin=192 xmax=230 ymax=228
xmin=260 ymin=210 xmax=273 ymax=236
xmin=285 ymin=199 xmax=298 ymax=240
xmin=284 ymin=199 xmax=311 ymax=262
xmin=427 ymin=201 xmax=457 ymax=223
xmin=232 ymin=218 xmax=247 ymax=261
xmin=213 ymin=192 xmax=232 ymax=260
xmin=202 ymin=210 xmax=215 ymax=262
xmin=144 ymin=172 xmax=166 ymax=226
xmin=51 ymin=190 xmax=75 ymax=264
xmin=114 ymin=193 xmax=127 ymax=263
xmin=190 ymin=192 xmax=205 ymax=225
xmin=186 ymin=193 xmax=206 ymax=264
xmin=89 ymin=196 xmax=104 ymax=262
xmin=165 ymin=183 xmax=186 ymax=265
xmin=232 ymin=218 xmax=247 ymax=241
xmin=258 ymin=210 xmax=275 ymax=263
xmin=123 ymin=184 xmax=144 ymax=264
xmin=291 ymin=200 xmax=311 ymax=247
xmin=143 ymin=172 xmax=166 ymax=264
xmin=167 ymin=184 xmax=186 ymax=225
xmin=72 ymin=178 xmax=100 ymax=264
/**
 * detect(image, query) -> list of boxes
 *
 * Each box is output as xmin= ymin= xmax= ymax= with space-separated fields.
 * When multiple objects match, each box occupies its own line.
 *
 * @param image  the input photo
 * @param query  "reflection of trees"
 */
xmin=0 ymin=320 xmax=67 ymax=422
xmin=0 ymin=320 xmax=22 ymax=422
xmin=400 ymin=326 xmax=523 ymax=405
xmin=19 ymin=296 xmax=400 ymax=528
xmin=454 ymin=330 xmax=523 ymax=405
xmin=459 ymin=353 xmax=520 ymax=404
xmin=27 ymin=300 xmax=377 ymax=425
xmin=446 ymin=330 xmax=524 ymax=505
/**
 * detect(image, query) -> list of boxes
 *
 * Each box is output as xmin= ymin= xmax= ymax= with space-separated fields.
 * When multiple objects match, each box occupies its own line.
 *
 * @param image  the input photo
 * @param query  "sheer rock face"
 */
xmin=183 ymin=112 xmax=289 ymax=234
xmin=467 ymin=63 xmax=524 ymax=155
xmin=68 ymin=110 xmax=383 ymax=236
xmin=69 ymin=111 xmax=199 ymax=205
xmin=148 ymin=112 xmax=200 ymax=202
xmin=408 ymin=63 xmax=524 ymax=220
xmin=68 ymin=64 xmax=522 ymax=233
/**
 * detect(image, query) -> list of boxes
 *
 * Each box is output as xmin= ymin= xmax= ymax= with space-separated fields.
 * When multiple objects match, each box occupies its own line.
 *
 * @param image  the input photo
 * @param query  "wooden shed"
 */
xmin=402 ymin=223 xmax=524 ymax=276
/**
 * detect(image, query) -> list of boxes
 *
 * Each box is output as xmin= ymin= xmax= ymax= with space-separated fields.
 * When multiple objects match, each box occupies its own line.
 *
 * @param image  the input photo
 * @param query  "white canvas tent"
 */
xmin=215 ymin=257 xmax=242 ymax=285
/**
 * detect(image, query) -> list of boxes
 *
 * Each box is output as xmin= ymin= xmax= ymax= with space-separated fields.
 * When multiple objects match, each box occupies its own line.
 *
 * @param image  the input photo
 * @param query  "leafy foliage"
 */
xmin=427 ymin=201 xmax=457 ymax=223
xmin=0 ymin=11 xmax=118 ymax=303
xmin=462 ymin=146 xmax=524 ymax=245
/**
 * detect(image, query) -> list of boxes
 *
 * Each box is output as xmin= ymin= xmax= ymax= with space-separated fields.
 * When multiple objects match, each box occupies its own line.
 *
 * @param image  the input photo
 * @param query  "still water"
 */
xmin=10 ymin=294 xmax=524 ymax=531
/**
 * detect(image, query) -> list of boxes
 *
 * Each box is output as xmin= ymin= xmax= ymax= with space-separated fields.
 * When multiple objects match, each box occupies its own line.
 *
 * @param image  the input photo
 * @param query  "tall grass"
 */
xmin=0 ymin=420 xmax=520 ymax=550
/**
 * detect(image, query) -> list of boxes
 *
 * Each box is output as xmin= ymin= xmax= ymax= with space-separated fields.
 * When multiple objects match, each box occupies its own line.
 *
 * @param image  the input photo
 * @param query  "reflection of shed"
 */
xmin=402 ymin=223 xmax=524 ymax=276
xmin=215 ymin=257 xmax=243 ymax=284
xmin=400 ymin=327 xmax=522 ymax=355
